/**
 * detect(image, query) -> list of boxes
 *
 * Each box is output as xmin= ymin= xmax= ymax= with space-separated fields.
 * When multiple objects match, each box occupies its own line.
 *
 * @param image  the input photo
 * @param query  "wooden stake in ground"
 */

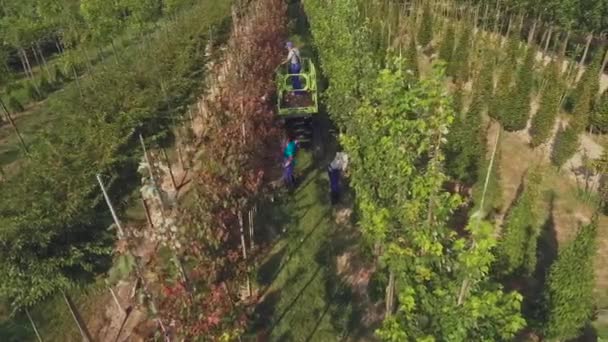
xmin=61 ymin=290 xmax=92 ymax=342
xmin=0 ymin=98 xmax=29 ymax=156
xmin=161 ymin=147 xmax=178 ymax=192
xmin=96 ymin=174 xmax=125 ymax=238
xmin=25 ymin=308 xmax=43 ymax=342
xmin=385 ymin=270 xmax=395 ymax=316
xmin=238 ymin=211 xmax=252 ymax=297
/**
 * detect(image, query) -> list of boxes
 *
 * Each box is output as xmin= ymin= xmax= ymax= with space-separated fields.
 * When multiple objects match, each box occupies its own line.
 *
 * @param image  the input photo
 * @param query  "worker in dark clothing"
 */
xmin=285 ymin=41 xmax=302 ymax=91
xmin=327 ymin=152 xmax=348 ymax=204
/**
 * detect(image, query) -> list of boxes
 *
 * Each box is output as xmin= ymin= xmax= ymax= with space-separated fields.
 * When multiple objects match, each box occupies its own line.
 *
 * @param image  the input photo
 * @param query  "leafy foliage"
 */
xmin=445 ymin=87 xmax=486 ymax=185
xmin=530 ymin=61 xmax=563 ymax=147
xmin=570 ymin=47 xmax=604 ymax=111
xmin=417 ymin=3 xmax=433 ymax=47
xmin=305 ymin=0 xmax=377 ymax=129
xmin=490 ymin=37 xmax=520 ymax=121
xmin=0 ymin=0 xmax=231 ymax=310
xmin=542 ymin=220 xmax=597 ymax=340
xmin=502 ymin=46 xmax=536 ymax=132
xmin=447 ymin=25 xmax=472 ymax=83
xmin=438 ymin=24 xmax=455 ymax=63
xmin=406 ymin=36 xmax=419 ymax=79
xmin=496 ymin=169 xmax=543 ymax=276
xmin=551 ymin=70 xmax=594 ymax=167
xmin=591 ymin=89 xmax=608 ymax=133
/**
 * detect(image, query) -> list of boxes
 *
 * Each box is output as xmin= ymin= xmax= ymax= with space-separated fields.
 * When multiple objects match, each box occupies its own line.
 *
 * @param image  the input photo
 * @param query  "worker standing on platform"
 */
xmin=285 ymin=41 xmax=302 ymax=91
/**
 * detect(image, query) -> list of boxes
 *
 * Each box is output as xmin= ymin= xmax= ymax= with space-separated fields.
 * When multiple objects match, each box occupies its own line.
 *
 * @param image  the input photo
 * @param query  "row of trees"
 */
xmin=152 ymin=0 xmax=288 ymax=337
xmin=0 ymin=0 xmax=231 ymax=313
xmin=307 ymin=0 xmax=604 ymax=340
xmin=0 ymin=0 xmax=198 ymax=109
xmin=305 ymin=0 xmax=526 ymax=340
xmin=401 ymin=1 xmax=604 ymax=340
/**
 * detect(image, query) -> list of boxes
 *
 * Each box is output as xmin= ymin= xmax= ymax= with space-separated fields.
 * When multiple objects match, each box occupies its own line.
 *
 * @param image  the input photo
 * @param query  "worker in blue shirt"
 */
xmin=283 ymin=134 xmax=299 ymax=189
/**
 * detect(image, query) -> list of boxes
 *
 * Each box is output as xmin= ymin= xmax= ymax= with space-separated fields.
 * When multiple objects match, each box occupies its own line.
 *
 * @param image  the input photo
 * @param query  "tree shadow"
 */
xmin=522 ymin=191 xmax=559 ymax=328
xmin=248 ymin=289 xmax=282 ymax=338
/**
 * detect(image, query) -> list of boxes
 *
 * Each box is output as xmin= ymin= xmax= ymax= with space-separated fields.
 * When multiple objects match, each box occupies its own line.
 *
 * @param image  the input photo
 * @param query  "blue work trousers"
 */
xmin=289 ymin=63 xmax=302 ymax=90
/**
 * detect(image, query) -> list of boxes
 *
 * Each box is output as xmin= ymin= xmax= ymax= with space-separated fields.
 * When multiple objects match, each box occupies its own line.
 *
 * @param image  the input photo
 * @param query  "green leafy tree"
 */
xmin=305 ymin=0 xmax=377 ymax=128
xmin=591 ymin=89 xmax=608 ymax=133
xmin=502 ymin=46 xmax=536 ymax=131
xmin=417 ymin=2 xmax=433 ymax=47
xmin=530 ymin=61 xmax=564 ymax=147
xmin=448 ymin=25 xmax=472 ymax=82
xmin=496 ymin=169 xmax=543 ymax=276
xmin=438 ymin=24 xmax=455 ymax=63
xmin=570 ymin=47 xmax=604 ymax=111
xmin=551 ymin=77 xmax=593 ymax=167
xmin=551 ymin=123 xmax=581 ymax=167
xmin=406 ymin=36 xmax=419 ymax=79
xmin=7 ymin=95 xmax=24 ymax=113
xmin=543 ymin=220 xmax=597 ymax=340
xmin=445 ymin=87 xmax=486 ymax=184
xmin=490 ymin=37 xmax=519 ymax=121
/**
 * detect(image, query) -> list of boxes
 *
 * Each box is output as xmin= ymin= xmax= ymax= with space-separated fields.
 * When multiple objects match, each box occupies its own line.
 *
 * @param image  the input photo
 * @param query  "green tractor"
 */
xmin=275 ymin=58 xmax=322 ymax=158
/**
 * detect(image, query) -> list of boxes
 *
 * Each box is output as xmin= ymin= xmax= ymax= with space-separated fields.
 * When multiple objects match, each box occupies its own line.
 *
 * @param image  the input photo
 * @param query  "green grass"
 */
xmin=246 ymin=151 xmax=368 ymax=341
xmin=0 ymin=280 xmax=107 ymax=342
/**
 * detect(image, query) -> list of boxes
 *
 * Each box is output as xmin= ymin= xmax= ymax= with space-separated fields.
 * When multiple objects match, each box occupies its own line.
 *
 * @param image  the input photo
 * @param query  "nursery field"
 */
xmin=1 ymin=0 xmax=608 ymax=341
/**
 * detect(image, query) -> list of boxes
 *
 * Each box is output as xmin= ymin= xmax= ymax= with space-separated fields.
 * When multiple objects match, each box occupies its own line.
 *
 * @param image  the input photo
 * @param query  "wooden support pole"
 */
xmin=61 ymin=291 xmax=91 ymax=342
xmin=142 ymin=197 xmax=154 ymax=230
xmin=25 ymin=308 xmax=43 ymax=342
xmin=96 ymin=174 xmax=125 ymax=238
xmin=0 ymin=98 xmax=29 ymax=156
xmin=161 ymin=148 xmax=178 ymax=192
xmin=579 ymin=33 xmax=593 ymax=68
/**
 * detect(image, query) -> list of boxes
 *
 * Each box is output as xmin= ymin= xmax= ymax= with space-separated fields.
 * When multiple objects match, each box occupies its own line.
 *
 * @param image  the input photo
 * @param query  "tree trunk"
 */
xmin=0 ymin=98 xmax=29 ymax=156
xmin=527 ymin=17 xmax=538 ymax=45
xmin=36 ymin=42 xmax=52 ymax=80
xmin=21 ymin=48 xmax=35 ymax=80
xmin=560 ymin=31 xmax=570 ymax=58
xmin=600 ymin=48 xmax=608 ymax=79
xmin=385 ymin=270 xmax=395 ymax=316
xmin=31 ymin=45 xmax=42 ymax=73
xmin=54 ymin=39 xmax=62 ymax=54
xmin=579 ymin=33 xmax=593 ymax=67
xmin=543 ymin=27 xmax=553 ymax=54
xmin=161 ymin=147 xmax=178 ymax=192
xmin=18 ymin=48 xmax=33 ymax=80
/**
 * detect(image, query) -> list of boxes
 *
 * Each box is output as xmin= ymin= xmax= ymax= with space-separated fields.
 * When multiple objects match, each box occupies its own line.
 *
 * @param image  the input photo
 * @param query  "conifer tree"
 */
xmin=439 ymin=24 xmax=455 ymax=63
xmin=446 ymin=74 xmax=487 ymax=185
xmin=502 ymin=46 xmax=536 ymax=131
xmin=571 ymin=47 xmax=604 ymax=111
xmin=543 ymin=220 xmax=597 ymax=340
xmin=448 ymin=25 xmax=472 ymax=83
xmin=474 ymin=56 xmax=495 ymax=110
xmin=591 ymin=89 xmax=608 ymax=133
xmin=551 ymin=79 xmax=593 ymax=167
xmin=417 ymin=3 xmax=433 ymax=47
xmin=551 ymin=123 xmax=581 ymax=168
xmin=530 ymin=61 xmax=563 ymax=147
xmin=496 ymin=169 xmax=543 ymax=276
xmin=406 ymin=36 xmax=419 ymax=79
xmin=490 ymin=38 xmax=519 ymax=121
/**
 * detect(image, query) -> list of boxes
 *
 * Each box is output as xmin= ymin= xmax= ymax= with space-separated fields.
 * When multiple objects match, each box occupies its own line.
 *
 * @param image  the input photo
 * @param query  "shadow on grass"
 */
xmin=522 ymin=192 xmax=559 ymax=329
